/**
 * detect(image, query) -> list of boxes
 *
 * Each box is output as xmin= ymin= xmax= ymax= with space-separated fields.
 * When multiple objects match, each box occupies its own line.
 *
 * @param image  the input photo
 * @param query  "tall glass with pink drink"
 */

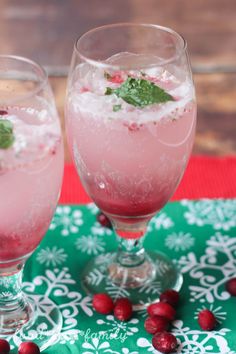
xmin=65 ymin=24 xmax=196 ymax=306
xmin=0 ymin=56 xmax=63 ymax=349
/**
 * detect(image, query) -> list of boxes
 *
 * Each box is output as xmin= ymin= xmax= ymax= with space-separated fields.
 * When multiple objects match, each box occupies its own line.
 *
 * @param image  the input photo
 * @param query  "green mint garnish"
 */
xmin=0 ymin=120 xmax=15 ymax=149
xmin=113 ymin=104 xmax=122 ymax=112
xmin=105 ymin=87 xmax=113 ymax=95
xmin=104 ymin=71 xmax=112 ymax=80
xmin=105 ymin=77 xmax=174 ymax=108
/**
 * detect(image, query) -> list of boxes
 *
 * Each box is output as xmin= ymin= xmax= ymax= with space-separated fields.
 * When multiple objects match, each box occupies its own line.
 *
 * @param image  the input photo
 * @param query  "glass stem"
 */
xmin=0 ymin=266 xmax=32 ymax=335
xmin=116 ymin=235 xmax=146 ymax=267
xmin=111 ymin=216 xmax=149 ymax=268
xmin=108 ymin=218 xmax=156 ymax=289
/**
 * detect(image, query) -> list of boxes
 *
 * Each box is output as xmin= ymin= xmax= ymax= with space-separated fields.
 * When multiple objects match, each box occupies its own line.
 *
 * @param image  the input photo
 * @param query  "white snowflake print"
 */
xmin=110 ymin=348 xmax=139 ymax=354
xmin=119 ymin=349 xmax=139 ymax=354
xmin=50 ymin=206 xmax=83 ymax=236
xmin=81 ymin=337 xmax=112 ymax=354
xmin=178 ymin=233 xmax=236 ymax=303
xmin=97 ymin=315 xmax=139 ymax=337
xmin=182 ymin=199 xmax=236 ymax=231
xmin=165 ymin=232 xmax=195 ymax=252
xmin=105 ymin=279 xmax=130 ymax=300
xmin=137 ymin=320 xmax=235 ymax=354
xmin=75 ymin=235 xmax=105 ymax=255
xmin=36 ymin=246 xmax=67 ymax=266
xmin=0 ymin=291 xmax=12 ymax=299
xmin=91 ymin=221 xmax=113 ymax=236
xmin=194 ymin=305 xmax=227 ymax=324
xmin=138 ymin=281 xmax=161 ymax=296
xmin=87 ymin=203 xmax=99 ymax=215
xmin=148 ymin=212 xmax=174 ymax=232
xmin=6 ymin=267 xmax=93 ymax=349
xmin=0 ymin=276 xmax=16 ymax=290
xmin=95 ymin=253 xmax=114 ymax=266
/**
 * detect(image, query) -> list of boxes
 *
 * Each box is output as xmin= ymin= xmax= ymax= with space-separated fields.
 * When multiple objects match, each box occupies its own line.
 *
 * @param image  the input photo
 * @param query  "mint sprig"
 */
xmin=105 ymin=77 xmax=174 ymax=108
xmin=0 ymin=120 xmax=15 ymax=149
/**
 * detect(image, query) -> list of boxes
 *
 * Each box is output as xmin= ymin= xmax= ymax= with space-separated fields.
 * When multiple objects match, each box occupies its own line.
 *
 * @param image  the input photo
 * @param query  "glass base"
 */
xmin=0 ymin=296 xmax=62 ymax=352
xmin=81 ymin=251 xmax=183 ymax=310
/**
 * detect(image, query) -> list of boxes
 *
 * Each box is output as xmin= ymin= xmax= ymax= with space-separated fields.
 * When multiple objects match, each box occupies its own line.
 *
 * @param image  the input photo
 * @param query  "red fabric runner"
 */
xmin=60 ymin=156 xmax=236 ymax=204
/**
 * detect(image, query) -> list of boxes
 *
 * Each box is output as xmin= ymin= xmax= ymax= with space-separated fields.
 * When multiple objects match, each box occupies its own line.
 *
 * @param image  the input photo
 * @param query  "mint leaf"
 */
xmin=105 ymin=87 xmax=113 ymax=95
xmin=105 ymin=77 xmax=174 ymax=107
xmin=113 ymin=104 xmax=122 ymax=112
xmin=0 ymin=120 xmax=15 ymax=149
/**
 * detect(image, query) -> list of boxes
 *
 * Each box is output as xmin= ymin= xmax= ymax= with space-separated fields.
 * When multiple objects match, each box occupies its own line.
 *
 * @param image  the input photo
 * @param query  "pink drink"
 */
xmin=0 ymin=107 xmax=63 ymax=265
xmin=66 ymin=54 xmax=196 ymax=232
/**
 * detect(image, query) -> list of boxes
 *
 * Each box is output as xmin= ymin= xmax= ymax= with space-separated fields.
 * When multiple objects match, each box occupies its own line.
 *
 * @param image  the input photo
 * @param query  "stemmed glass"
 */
xmin=65 ymin=24 xmax=196 ymax=307
xmin=0 ymin=56 xmax=64 ymax=348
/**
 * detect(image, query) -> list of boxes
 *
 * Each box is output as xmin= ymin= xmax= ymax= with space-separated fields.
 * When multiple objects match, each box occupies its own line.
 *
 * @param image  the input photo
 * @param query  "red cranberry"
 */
xmin=0 ymin=110 xmax=8 ymax=116
xmin=0 ymin=339 xmax=10 ymax=354
xmin=160 ymin=289 xmax=180 ymax=307
xmin=226 ymin=278 xmax=236 ymax=296
xmin=144 ymin=316 xmax=169 ymax=334
xmin=147 ymin=302 xmax=176 ymax=321
xmin=92 ymin=293 xmax=114 ymax=314
xmin=18 ymin=342 xmax=40 ymax=354
xmin=114 ymin=297 xmax=133 ymax=321
xmin=152 ymin=331 xmax=178 ymax=353
xmin=198 ymin=309 xmax=217 ymax=331
xmin=109 ymin=73 xmax=123 ymax=84
xmin=97 ymin=212 xmax=112 ymax=228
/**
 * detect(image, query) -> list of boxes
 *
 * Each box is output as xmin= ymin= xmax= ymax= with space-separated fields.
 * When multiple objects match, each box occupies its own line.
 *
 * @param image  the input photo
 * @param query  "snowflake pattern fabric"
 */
xmin=8 ymin=199 xmax=236 ymax=353
xmin=36 ymin=246 xmax=67 ymax=266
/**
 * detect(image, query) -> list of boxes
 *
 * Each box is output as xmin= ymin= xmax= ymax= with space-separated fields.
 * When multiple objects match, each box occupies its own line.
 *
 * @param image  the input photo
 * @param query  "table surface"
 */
xmin=0 ymin=0 xmax=236 ymax=160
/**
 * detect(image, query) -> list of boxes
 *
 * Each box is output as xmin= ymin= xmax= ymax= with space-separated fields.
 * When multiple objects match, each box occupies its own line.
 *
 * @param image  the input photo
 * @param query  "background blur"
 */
xmin=0 ymin=0 xmax=235 ymax=161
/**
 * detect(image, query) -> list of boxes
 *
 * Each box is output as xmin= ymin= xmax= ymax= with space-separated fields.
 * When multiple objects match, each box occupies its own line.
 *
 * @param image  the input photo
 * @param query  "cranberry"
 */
xmin=144 ymin=316 xmax=169 ymax=334
xmin=109 ymin=73 xmax=123 ymax=84
xmin=128 ymin=122 xmax=139 ymax=132
xmin=160 ymin=289 xmax=180 ymax=307
xmin=0 ymin=339 xmax=10 ymax=354
xmin=198 ymin=309 xmax=217 ymax=331
xmin=97 ymin=212 xmax=112 ymax=228
xmin=147 ymin=302 xmax=176 ymax=321
xmin=18 ymin=342 xmax=40 ymax=354
xmin=92 ymin=293 xmax=114 ymax=315
xmin=0 ymin=110 xmax=8 ymax=116
xmin=152 ymin=331 xmax=178 ymax=353
xmin=226 ymin=278 xmax=236 ymax=296
xmin=114 ymin=297 xmax=133 ymax=321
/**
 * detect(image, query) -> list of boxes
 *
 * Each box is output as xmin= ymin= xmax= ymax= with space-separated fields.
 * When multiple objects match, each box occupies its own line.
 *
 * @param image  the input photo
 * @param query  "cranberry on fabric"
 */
xmin=0 ymin=339 xmax=10 ymax=354
xmin=144 ymin=315 xmax=169 ymax=334
xmin=92 ymin=293 xmax=114 ymax=314
xmin=147 ymin=302 xmax=176 ymax=321
xmin=160 ymin=289 xmax=180 ymax=307
xmin=198 ymin=309 xmax=217 ymax=331
xmin=225 ymin=278 xmax=236 ymax=296
xmin=18 ymin=342 xmax=40 ymax=354
xmin=97 ymin=212 xmax=112 ymax=228
xmin=152 ymin=331 xmax=178 ymax=353
xmin=114 ymin=297 xmax=133 ymax=321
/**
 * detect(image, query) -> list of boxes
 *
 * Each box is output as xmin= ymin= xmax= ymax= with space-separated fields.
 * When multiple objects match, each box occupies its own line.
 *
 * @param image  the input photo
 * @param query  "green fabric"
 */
xmin=8 ymin=199 xmax=236 ymax=353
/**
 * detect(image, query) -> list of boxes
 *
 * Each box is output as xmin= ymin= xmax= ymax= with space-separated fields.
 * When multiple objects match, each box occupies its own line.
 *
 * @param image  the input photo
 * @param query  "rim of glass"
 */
xmin=0 ymin=54 xmax=48 ymax=99
xmin=75 ymin=23 xmax=187 ymax=70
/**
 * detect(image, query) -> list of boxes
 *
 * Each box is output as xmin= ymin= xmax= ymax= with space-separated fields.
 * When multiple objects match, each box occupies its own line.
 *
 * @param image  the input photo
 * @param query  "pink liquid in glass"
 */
xmin=0 ymin=107 xmax=64 ymax=265
xmin=66 ymin=53 xmax=196 ymax=235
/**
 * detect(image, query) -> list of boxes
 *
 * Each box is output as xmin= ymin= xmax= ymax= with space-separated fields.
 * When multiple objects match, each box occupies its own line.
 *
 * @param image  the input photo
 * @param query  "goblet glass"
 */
xmin=0 ymin=56 xmax=64 ymax=348
xmin=65 ymin=24 xmax=196 ymax=307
